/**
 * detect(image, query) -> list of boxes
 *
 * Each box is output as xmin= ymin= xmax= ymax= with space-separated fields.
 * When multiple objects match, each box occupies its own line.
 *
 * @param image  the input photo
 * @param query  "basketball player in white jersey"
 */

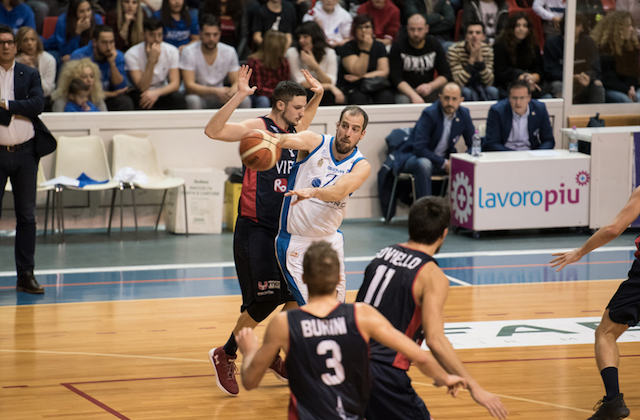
xmin=267 ymin=105 xmax=371 ymax=305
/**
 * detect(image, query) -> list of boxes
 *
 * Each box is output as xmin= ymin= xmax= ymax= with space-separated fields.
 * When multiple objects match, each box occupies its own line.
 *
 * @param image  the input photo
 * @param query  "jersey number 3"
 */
xmin=317 ymin=340 xmax=345 ymax=386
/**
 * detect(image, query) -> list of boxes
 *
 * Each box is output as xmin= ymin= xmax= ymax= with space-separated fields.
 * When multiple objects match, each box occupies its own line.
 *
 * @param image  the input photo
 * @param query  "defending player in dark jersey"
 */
xmin=203 ymin=65 xmax=324 ymax=396
xmin=236 ymin=241 xmax=466 ymax=420
xmin=551 ymin=186 xmax=640 ymax=420
xmin=356 ymin=197 xmax=508 ymax=420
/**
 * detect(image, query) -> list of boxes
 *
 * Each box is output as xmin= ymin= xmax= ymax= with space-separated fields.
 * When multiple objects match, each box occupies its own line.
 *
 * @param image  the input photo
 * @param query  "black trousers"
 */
xmin=0 ymin=139 xmax=38 ymax=276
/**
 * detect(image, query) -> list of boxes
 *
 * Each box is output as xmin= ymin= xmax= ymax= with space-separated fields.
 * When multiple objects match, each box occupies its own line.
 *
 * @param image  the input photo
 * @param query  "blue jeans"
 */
xmin=461 ymin=85 xmax=499 ymax=101
xmin=401 ymin=156 xmax=447 ymax=199
xmin=251 ymin=95 xmax=271 ymax=108
xmin=605 ymin=89 xmax=640 ymax=103
xmin=0 ymin=140 xmax=38 ymax=275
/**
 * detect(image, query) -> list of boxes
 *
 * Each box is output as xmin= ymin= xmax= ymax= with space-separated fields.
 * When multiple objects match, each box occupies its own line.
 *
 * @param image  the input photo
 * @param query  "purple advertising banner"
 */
xmin=450 ymin=157 xmax=475 ymax=229
xmin=633 ymin=133 xmax=640 ymax=227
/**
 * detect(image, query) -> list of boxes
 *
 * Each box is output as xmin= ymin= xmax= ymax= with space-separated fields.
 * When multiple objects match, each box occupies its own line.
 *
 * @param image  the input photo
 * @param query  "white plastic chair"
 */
xmin=111 ymin=134 xmax=188 ymax=237
xmin=55 ymin=135 xmax=120 ymax=241
xmin=5 ymin=163 xmax=57 ymax=235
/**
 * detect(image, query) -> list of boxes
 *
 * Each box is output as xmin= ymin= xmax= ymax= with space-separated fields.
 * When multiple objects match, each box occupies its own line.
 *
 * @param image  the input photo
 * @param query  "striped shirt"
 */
xmin=447 ymin=40 xmax=494 ymax=87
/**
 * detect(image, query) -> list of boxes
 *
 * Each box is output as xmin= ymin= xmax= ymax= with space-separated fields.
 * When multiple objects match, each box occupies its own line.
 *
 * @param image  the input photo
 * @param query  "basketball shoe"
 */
xmin=209 ymin=347 xmax=239 ymax=396
xmin=268 ymin=354 xmax=288 ymax=383
xmin=587 ymin=394 xmax=630 ymax=420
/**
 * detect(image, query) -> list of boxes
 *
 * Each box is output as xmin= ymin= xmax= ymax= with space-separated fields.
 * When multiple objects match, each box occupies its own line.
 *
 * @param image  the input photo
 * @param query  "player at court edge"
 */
xmin=236 ymin=240 xmax=467 ymax=419
xmin=551 ymin=186 xmax=640 ymax=420
xmin=203 ymin=64 xmax=324 ymax=396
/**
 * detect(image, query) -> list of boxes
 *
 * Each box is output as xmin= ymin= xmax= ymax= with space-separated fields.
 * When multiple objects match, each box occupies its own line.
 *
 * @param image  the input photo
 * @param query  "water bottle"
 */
xmin=569 ymin=126 xmax=579 ymax=154
xmin=471 ymin=130 xmax=482 ymax=157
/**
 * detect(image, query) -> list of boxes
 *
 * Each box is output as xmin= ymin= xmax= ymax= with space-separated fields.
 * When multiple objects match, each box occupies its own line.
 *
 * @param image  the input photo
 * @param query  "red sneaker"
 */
xmin=268 ymin=354 xmax=288 ymax=383
xmin=209 ymin=347 xmax=239 ymax=396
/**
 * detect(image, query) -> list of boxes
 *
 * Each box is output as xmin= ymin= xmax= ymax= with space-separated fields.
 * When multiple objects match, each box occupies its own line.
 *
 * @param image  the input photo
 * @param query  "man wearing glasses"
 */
xmin=0 ymin=24 xmax=56 ymax=294
xmin=484 ymin=79 xmax=555 ymax=151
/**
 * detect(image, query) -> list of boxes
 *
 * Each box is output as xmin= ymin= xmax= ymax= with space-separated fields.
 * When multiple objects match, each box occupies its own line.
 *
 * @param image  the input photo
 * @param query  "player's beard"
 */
xmin=335 ymin=137 xmax=355 ymax=154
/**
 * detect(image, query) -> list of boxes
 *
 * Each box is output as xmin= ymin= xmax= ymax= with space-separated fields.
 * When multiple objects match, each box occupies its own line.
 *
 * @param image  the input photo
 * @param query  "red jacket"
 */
xmin=357 ymin=0 xmax=401 ymax=41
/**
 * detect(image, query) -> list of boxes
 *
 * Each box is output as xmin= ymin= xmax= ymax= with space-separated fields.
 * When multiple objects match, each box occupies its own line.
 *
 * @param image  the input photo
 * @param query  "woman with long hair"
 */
xmin=154 ymin=0 xmax=199 ymax=50
xmin=286 ymin=21 xmax=343 ymax=105
xmin=47 ymin=0 xmax=103 ymax=62
xmin=247 ymin=30 xmax=290 ymax=108
xmin=493 ymin=12 xmax=545 ymax=98
xmin=592 ymin=10 xmax=640 ymax=102
xmin=15 ymin=26 xmax=56 ymax=101
xmin=337 ymin=14 xmax=393 ymax=105
xmin=199 ymin=0 xmax=246 ymax=56
xmin=52 ymin=58 xmax=107 ymax=112
xmin=105 ymin=0 xmax=148 ymax=51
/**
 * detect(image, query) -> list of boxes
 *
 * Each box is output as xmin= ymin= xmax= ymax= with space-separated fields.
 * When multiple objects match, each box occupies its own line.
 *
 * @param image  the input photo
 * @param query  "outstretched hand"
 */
xmin=470 ymin=387 xmax=508 ymax=419
xmin=301 ymin=69 xmax=324 ymax=95
xmin=238 ymin=64 xmax=258 ymax=97
xmin=284 ymin=188 xmax=315 ymax=204
xmin=550 ymin=249 xmax=582 ymax=272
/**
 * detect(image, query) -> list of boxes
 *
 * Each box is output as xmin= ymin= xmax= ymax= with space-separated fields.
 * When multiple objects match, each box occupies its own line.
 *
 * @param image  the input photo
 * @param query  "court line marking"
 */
xmin=446 ymin=275 xmax=471 ymax=286
xmin=0 ymin=246 xmax=634 ymax=277
xmin=0 ymin=349 xmax=208 ymax=363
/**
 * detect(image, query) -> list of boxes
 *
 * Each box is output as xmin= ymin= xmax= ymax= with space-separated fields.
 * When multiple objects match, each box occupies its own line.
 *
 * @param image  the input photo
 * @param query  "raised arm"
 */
xmin=236 ymin=313 xmax=289 ymax=390
xmin=297 ymin=69 xmax=324 ymax=131
xmin=551 ymin=186 xmax=640 ymax=271
xmin=355 ymin=303 xmax=465 ymax=395
xmin=285 ymin=159 xmax=370 ymax=203
xmin=418 ymin=265 xmax=508 ymax=419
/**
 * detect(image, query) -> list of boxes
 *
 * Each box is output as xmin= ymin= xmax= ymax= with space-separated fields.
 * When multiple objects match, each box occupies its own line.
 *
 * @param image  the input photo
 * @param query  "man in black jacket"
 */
xmin=0 ymin=24 xmax=56 ymax=294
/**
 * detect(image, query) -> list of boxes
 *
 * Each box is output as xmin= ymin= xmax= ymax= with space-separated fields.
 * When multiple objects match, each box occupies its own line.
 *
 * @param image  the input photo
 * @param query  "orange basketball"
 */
xmin=239 ymin=129 xmax=282 ymax=171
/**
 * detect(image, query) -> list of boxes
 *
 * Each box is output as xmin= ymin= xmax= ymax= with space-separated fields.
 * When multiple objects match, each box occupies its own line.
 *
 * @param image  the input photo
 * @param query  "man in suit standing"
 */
xmin=484 ymin=79 xmax=555 ymax=151
xmin=395 ymin=82 xmax=474 ymax=198
xmin=0 ymin=24 xmax=56 ymax=294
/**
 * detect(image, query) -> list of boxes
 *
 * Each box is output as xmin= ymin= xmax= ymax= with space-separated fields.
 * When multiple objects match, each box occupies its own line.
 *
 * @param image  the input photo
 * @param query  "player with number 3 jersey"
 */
xmin=236 ymin=241 xmax=466 ymax=420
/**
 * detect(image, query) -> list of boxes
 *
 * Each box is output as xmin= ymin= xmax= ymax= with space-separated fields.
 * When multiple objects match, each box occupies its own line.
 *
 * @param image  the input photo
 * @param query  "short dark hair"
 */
xmin=351 ymin=13 xmax=374 ymax=39
xmin=508 ymin=79 xmax=531 ymax=95
xmin=68 ymin=77 xmax=90 ymax=95
xmin=464 ymin=20 xmax=485 ymax=35
xmin=271 ymin=81 xmax=307 ymax=107
xmin=199 ymin=13 xmax=220 ymax=30
xmin=143 ymin=16 xmax=163 ymax=32
xmin=408 ymin=197 xmax=451 ymax=245
xmin=93 ymin=25 xmax=114 ymax=39
xmin=303 ymin=241 xmax=340 ymax=296
xmin=339 ymin=106 xmax=368 ymax=131
xmin=0 ymin=24 xmax=14 ymax=38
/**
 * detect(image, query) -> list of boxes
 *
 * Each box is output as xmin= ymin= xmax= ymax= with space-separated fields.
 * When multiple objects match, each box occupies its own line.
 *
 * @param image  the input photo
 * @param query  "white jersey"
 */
xmin=279 ymin=134 xmax=365 ymax=237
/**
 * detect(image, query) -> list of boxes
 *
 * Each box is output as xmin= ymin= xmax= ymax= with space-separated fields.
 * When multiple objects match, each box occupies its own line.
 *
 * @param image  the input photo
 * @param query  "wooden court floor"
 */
xmin=1 ymin=280 xmax=639 ymax=420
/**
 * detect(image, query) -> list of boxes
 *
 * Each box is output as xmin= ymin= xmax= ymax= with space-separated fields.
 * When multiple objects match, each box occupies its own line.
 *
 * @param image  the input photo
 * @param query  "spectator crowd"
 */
xmin=0 ymin=0 xmax=637 ymax=113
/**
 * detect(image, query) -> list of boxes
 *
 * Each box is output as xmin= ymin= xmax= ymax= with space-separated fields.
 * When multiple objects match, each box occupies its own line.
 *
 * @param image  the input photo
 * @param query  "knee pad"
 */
xmin=246 ymin=300 xmax=280 ymax=323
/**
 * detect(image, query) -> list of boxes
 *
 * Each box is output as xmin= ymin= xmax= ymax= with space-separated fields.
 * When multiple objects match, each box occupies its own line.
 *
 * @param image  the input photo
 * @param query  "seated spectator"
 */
xmin=357 ymin=0 xmax=400 ymax=46
xmin=47 ymin=0 xmax=104 ymax=63
xmin=15 ymin=26 xmax=56 ymax=103
xmin=252 ymin=0 xmax=297 ymax=49
xmin=286 ymin=21 xmax=343 ymax=105
xmin=532 ymin=0 xmax=565 ymax=38
xmin=592 ymin=10 xmax=640 ymax=103
xmin=105 ymin=0 xmax=148 ymax=51
xmin=64 ymin=78 xmax=101 ymax=111
xmin=393 ymin=82 xmax=474 ymax=199
xmin=153 ymin=0 xmax=199 ymax=51
xmin=618 ymin=0 xmax=640 ymax=37
xmin=484 ymin=79 xmax=554 ymax=151
xmin=286 ymin=0 xmax=311 ymax=25
xmin=247 ymin=29 xmax=290 ymax=108
xmin=52 ymin=58 xmax=107 ymax=111
xmin=578 ymin=0 xmax=604 ymax=31
xmin=180 ymin=15 xmax=249 ymax=109
xmin=337 ymin=14 xmax=393 ymax=104
xmin=448 ymin=20 xmax=498 ymax=101
xmin=0 ymin=0 xmax=35 ymax=33
xmin=544 ymin=14 xmax=604 ymax=103
xmin=461 ymin=0 xmax=508 ymax=44
xmin=390 ymin=13 xmax=450 ymax=103
xmin=404 ymin=0 xmax=455 ymax=42
xmin=302 ymin=0 xmax=352 ymax=48
xmin=494 ymin=12 xmax=546 ymax=98
xmin=199 ymin=0 xmax=247 ymax=57
xmin=70 ymin=25 xmax=133 ymax=111
xmin=124 ymin=16 xmax=186 ymax=109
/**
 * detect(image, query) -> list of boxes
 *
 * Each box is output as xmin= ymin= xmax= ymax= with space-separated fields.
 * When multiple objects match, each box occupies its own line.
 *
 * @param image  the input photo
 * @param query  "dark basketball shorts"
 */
xmin=234 ymin=217 xmax=294 ymax=312
xmin=607 ymin=276 xmax=640 ymax=327
xmin=365 ymin=361 xmax=431 ymax=420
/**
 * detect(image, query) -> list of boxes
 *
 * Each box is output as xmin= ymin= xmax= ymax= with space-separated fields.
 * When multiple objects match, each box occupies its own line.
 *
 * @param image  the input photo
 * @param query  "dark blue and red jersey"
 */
xmin=239 ymin=116 xmax=298 ymax=230
xmin=286 ymin=304 xmax=370 ymax=420
xmin=355 ymin=244 xmax=435 ymax=370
